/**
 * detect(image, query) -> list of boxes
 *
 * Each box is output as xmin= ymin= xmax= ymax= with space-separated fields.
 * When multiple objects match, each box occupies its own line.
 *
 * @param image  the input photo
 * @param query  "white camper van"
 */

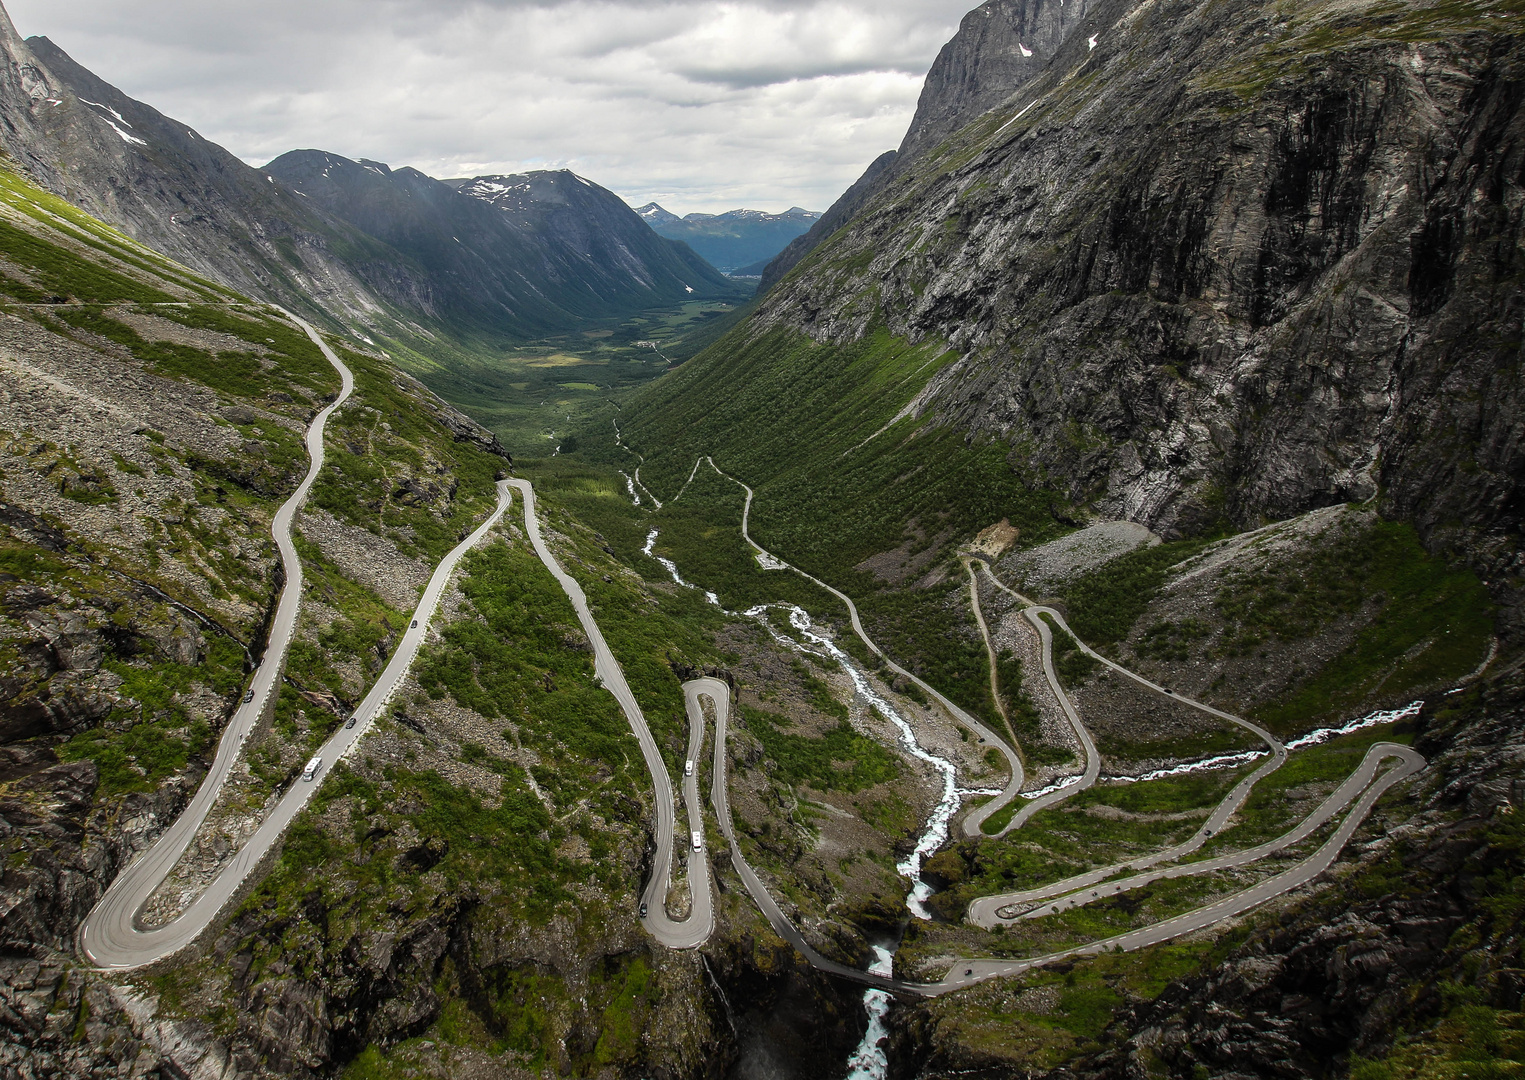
xmin=302 ymin=756 xmax=323 ymax=782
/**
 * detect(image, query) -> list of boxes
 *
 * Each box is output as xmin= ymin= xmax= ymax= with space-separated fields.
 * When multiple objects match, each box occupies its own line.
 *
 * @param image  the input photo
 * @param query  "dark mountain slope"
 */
xmin=625 ymin=0 xmax=1525 ymax=635
xmin=267 ymin=153 xmax=597 ymax=337
xmin=3 ymin=27 xmax=429 ymax=328
xmin=266 ymin=154 xmax=739 ymax=335
xmin=899 ymin=0 xmax=1097 ymax=158
xmin=0 ymin=7 xmax=740 ymax=350
xmin=451 ymin=170 xmax=738 ymax=300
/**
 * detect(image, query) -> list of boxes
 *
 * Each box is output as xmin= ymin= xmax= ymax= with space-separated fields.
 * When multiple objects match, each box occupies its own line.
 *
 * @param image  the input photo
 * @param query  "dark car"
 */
xmin=639 ymin=902 xmax=648 ymax=918
xmin=411 ymin=619 xmax=419 ymax=628
xmin=345 ymin=716 xmax=357 ymax=729
xmin=243 ymin=689 xmax=254 ymax=703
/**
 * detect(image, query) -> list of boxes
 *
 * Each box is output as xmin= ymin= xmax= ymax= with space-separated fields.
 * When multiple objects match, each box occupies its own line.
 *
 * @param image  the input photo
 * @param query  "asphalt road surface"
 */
xmin=998 ymin=742 xmax=1416 ymax=925
xmin=969 ymin=599 xmax=1288 ymax=923
xmin=986 ymin=607 xmax=1103 ymax=834
xmin=938 ymin=743 xmax=1424 ymax=993
xmin=665 ymin=477 xmax=1424 ymax=998
xmin=694 ymin=674 xmax=1423 ymax=997
xmin=693 ymin=677 xmax=912 ymax=994
xmin=698 ymin=457 xmax=1027 ymax=837
xmin=80 ymin=313 xmax=515 ymax=970
xmin=79 ymin=310 xmax=352 ymax=968
xmin=506 ymin=480 xmax=713 ymax=948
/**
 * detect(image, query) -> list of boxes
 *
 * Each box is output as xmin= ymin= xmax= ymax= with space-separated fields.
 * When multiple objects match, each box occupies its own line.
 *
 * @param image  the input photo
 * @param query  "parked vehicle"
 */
xmin=691 ymin=830 xmax=702 ymax=852
xmin=302 ymin=756 xmax=323 ymax=782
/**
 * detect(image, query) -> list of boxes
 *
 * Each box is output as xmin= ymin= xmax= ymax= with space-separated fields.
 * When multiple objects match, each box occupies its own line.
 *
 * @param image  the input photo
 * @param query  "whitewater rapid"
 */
xmin=640 ymin=529 xmax=992 ymax=1076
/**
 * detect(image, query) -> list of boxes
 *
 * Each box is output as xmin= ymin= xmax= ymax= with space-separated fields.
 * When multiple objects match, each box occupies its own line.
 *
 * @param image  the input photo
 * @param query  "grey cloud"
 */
xmin=5 ymin=0 xmax=972 ymax=213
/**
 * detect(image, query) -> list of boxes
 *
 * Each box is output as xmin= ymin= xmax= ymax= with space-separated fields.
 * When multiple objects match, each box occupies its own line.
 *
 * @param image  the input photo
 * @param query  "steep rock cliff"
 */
xmin=749 ymin=0 xmax=1525 ymax=629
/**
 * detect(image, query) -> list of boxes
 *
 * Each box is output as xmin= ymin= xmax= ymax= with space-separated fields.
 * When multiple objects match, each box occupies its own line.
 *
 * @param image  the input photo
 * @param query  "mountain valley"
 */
xmin=635 ymin=204 xmax=821 ymax=275
xmin=0 ymin=0 xmax=1520 ymax=1078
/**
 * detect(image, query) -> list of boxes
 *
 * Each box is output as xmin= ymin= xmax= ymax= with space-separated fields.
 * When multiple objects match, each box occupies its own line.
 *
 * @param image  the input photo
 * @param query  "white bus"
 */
xmin=302 ymin=756 xmax=323 ymax=782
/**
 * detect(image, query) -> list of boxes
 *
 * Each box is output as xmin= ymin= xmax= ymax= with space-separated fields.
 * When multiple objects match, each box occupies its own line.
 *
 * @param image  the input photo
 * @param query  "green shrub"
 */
xmin=742 ymin=705 xmax=900 ymax=792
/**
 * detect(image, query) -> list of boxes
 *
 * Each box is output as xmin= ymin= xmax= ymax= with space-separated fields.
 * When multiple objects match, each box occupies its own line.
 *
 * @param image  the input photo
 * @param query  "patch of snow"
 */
xmin=1088 ymin=33 xmax=1099 ymax=50
xmin=104 ymin=119 xmax=147 ymax=147
xmin=78 ymin=98 xmax=131 ymax=126
xmin=995 ymin=99 xmax=1038 ymax=135
xmin=683 ymin=283 xmax=694 ymax=294
xmin=1019 ymin=42 xmax=1033 ymax=56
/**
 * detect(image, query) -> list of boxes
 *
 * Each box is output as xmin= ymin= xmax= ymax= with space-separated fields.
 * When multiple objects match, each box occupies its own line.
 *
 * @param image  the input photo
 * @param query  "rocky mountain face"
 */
xmin=634 ymin=203 xmax=820 ymax=272
xmin=0 ymin=16 xmax=424 ymax=330
xmin=264 ymin=153 xmax=736 ymax=336
xmin=0 ymin=7 xmax=738 ymax=351
xmin=898 ymin=0 xmax=1095 ymax=159
xmin=762 ymin=0 xmax=1091 ymax=289
xmin=744 ymin=0 xmax=1524 ymax=634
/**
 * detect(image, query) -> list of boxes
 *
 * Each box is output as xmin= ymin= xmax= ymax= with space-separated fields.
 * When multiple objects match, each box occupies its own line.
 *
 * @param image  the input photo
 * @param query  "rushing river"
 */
xmin=640 ymin=529 xmax=993 ymax=1078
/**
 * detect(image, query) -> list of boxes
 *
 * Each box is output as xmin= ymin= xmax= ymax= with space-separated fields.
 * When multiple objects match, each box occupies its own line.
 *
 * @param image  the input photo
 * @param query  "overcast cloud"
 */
xmin=6 ymin=0 xmax=972 ymax=214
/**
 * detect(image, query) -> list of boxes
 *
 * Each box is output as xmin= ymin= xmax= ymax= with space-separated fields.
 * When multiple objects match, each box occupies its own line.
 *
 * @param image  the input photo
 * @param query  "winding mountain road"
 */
xmin=699 ymin=457 xmax=1027 ymax=836
xmin=966 ymin=557 xmax=1286 ymax=856
xmin=636 ymin=463 xmax=1423 ymax=995
xmin=506 ymin=479 xmax=713 ymax=948
xmin=79 ymin=311 xmax=353 ymax=968
xmin=80 ymin=315 xmax=516 ymax=970
xmin=687 ymin=674 xmax=1421 ymax=998
xmin=990 ymin=742 xmax=1417 ymax=926
xmin=938 ymin=742 xmax=1423 ymax=993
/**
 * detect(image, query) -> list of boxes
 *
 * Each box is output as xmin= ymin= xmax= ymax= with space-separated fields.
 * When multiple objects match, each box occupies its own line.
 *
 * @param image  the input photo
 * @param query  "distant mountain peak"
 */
xmin=636 ymin=204 xmax=822 ymax=273
xmin=635 ymin=202 xmax=683 ymax=227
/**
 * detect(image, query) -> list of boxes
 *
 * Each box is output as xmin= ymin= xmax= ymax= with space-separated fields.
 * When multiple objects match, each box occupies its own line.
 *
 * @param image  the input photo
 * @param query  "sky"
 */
xmin=6 ymin=0 xmax=974 ymax=215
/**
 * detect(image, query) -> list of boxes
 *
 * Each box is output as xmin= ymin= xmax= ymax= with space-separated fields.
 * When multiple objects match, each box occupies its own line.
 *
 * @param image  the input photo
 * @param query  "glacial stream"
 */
xmin=641 ymin=528 xmax=994 ymax=1077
